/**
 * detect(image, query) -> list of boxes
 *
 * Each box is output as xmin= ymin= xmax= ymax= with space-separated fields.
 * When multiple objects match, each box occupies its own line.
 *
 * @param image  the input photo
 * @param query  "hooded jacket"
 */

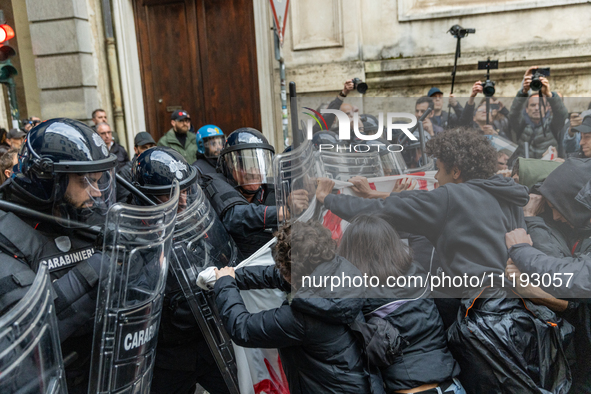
xmin=515 ymin=157 xmax=562 ymax=190
xmin=324 ymin=175 xmax=529 ymax=297
xmin=509 ymin=159 xmax=591 ymax=297
xmin=214 ymin=258 xmax=371 ymax=394
xmin=540 ymin=158 xmax=591 ymax=229
xmin=509 ymin=159 xmax=591 ymax=392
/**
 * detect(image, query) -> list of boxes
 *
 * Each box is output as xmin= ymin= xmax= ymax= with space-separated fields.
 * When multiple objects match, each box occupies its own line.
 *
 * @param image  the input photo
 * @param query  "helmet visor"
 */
xmin=203 ymin=135 xmax=225 ymax=158
xmin=53 ymin=168 xmax=116 ymax=226
xmin=154 ymin=181 xmax=200 ymax=214
xmin=174 ymin=184 xmax=240 ymax=270
xmin=223 ymin=148 xmax=274 ymax=188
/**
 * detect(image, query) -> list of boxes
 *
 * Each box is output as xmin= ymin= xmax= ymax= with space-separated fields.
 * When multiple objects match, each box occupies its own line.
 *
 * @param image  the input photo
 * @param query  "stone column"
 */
xmin=26 ymin=0 xmax=101 ymax=122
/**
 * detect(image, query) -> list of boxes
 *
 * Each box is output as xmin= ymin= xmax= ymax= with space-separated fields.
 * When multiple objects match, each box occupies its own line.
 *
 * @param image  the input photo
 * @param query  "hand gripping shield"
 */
xmin=274 ymin=140 xmax=321 ymax=226
xmin=88 ymin=182 xmax=179 ymax=394
xmin=169 ymin=183 xmax=241 ymax=394
xmin=0 ymin=264 xmax=67 ymax=394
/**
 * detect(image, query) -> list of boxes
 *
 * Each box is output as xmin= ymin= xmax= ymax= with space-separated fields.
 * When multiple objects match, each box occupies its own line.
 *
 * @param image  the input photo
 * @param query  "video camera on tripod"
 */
xmin=448 ymin=25 xmax=476 ymax=39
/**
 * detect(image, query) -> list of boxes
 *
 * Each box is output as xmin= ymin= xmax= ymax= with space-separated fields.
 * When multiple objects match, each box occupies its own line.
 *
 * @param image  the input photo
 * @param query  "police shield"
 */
xmin=320 ymin=150 xmax=385 ymax=181
xmin=88 ymin=182 xmax=179 ymax=394
xmin=0 ymin=264 xmax=68 ymax=394
xmin=169 ymin=182 xmax=241 ymax=394
xmin=274 ymin=140 xmax=320 ymax=226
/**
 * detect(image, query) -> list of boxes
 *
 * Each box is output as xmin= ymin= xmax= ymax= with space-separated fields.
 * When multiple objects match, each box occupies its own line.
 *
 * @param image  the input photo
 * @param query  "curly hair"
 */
xmin=272 ymin=220 xmax=336 ymax=283
xmin=425 ymin=128 xmax=497 ymax=181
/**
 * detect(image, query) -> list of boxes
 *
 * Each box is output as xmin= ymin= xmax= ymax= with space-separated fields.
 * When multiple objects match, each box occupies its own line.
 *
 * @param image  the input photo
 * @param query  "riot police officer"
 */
xmin=194 ymin=124 xmax=225 ymax=174
xmin=131 ymin=146 xmax=235 ymax=394
xmin=201 ymin=128 xmax=282 ymax=257
xmin=0 ymin=118 xmax=117 ymax=393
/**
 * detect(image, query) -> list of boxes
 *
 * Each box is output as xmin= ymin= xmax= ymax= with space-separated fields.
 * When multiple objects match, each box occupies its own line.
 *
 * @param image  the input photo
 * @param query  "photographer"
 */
xmin=508 ymin=66 xmax=568 ymax=159
xmin=427 ymin=87 xmax=464 ymax=129
xmin=312 ymin=79 xmax=356 ymax=133
xmin=459 ymin=82 xmax=510 ymax=137
xmin=564 ymin=110 xmax=591 ymax=158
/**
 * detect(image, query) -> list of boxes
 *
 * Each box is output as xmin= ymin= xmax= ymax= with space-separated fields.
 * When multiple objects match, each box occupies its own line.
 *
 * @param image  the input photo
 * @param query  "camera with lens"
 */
xmin=352 ymin=78 xmax=368 ymax=94
xmin=530 ymin=68 xmax=550 ymax=92
xmin=448 ymin=25 xmax=476 ymax=39
xmin=481 ymin=80 xmax=496 ymax=97
xmin=478 ymin=59 xmax=499 ymax=98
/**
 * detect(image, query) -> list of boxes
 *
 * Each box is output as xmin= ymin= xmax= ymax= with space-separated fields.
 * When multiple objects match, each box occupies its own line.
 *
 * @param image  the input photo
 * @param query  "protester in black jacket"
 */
xmin=317 ymin=130 xmax=528 ymax=297
xmin=337 ymin=215 xmax=464 ymax=394
xmin=506 ymin=158 xmax=591 ymax=393
xmin=316 ymin=130 xmax=572 ymax=393
xmin=214 ymin=221 xmax=371 ymax=394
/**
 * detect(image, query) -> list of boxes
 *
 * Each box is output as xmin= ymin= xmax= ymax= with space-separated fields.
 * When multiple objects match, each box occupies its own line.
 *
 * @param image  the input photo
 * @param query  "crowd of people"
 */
xmin=0 ymin=64 xmax=589 ymax=394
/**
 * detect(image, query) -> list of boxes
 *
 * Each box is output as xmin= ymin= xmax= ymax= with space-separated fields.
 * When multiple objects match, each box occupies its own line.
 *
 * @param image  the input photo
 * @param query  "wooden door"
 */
xmin=134 ymin=0 xmax=261 ymax=142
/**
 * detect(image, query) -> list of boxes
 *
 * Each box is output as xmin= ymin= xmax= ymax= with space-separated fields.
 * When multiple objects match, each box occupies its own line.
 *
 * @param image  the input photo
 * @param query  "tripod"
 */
xmin=446 ymin=25 xmax=475 ymax=128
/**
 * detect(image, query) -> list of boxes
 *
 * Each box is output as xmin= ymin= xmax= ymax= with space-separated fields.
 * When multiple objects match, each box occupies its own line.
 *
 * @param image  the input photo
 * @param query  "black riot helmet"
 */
xmin=8 ymin=118 xmax=117 ymax=225
xmin=131 ymin=147 xmax=198 ymax=210
xmin=312 ymin=130 xmax=340 ymax=152
xmin=218 ymin=127 xmax=275 ymax=194
xmin=360 ymin=114 xmax=381 ymax=135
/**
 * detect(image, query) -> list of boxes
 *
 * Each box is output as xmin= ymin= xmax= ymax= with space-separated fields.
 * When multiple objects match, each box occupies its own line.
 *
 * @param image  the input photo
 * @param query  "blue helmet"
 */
xmin=196 ymin=125 xmax=225 ymax=158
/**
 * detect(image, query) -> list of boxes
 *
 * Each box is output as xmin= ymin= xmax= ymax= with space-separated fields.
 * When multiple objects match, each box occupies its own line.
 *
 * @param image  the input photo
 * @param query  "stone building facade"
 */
xmin=3 ymin=0 xmax=591 ymax=151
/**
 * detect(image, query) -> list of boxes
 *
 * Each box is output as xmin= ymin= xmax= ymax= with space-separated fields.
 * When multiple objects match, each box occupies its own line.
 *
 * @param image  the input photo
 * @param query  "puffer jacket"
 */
xmin=364 ymin=297 xmax=460 ymax=392
xmin=508 ymin=90 xmax=568 ymax=159
xmin=214 ymin=257 xmax=371 ymax=394
xmin=509 ymin=158 xmax=591 ymax=393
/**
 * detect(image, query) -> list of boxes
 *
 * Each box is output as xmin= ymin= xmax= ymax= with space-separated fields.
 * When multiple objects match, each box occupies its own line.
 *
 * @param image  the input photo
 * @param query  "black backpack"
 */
xmin=350 ymin=300 xmax=409 ymax=367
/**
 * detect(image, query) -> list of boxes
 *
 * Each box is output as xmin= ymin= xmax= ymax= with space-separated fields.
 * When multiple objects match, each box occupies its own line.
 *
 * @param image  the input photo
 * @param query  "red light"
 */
xmin=0 ymin=25 xmax=15 ymax=43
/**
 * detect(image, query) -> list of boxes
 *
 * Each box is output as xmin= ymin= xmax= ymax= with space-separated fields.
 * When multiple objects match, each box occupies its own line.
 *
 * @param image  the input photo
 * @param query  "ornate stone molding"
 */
xmin=398 ymin=0 xmax=590 ymax=22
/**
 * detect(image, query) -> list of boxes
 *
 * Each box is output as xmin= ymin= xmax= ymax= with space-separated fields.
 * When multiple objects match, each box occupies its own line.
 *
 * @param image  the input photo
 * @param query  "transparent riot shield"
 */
xmin=0 ymin=264 xmax=67 ymax=394
xmin=169 ymin=183 xmax=241 ymax=394
xmin=88 ymin=182 xmax=179 ymax=394
xmin=274 ymin=140 xmax=321 ymax=226
xmin=319 ymin=150 xmax=385 ymax=181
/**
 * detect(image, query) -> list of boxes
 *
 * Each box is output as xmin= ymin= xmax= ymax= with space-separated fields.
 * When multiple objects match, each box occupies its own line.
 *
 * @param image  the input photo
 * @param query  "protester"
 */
xmin=96 ymin=122 xmax=129 ymax=171
xmin=497 ymin=150 xmax=509 ymax=171
xmin=506 ymin=158 xmax=591 ymax=392
xmin=0 ymin=148 xmax=17 ymax=184
xmin=214 ymin=220 xmax=371 ymax=394
xmin=508 ymin=66 xmax=568 ymax=158
xmin=194 ymin=124 xmax=225 ymax=174
xmin=337 ymin=214 xmax=465 ymax=394
xmin=427 ymin=87 xmax=463 ymax=129
xmin=315 ymin=129 xmax=572 ymax=393
xmin=6 ymin=128 xmax=25 ymax=149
